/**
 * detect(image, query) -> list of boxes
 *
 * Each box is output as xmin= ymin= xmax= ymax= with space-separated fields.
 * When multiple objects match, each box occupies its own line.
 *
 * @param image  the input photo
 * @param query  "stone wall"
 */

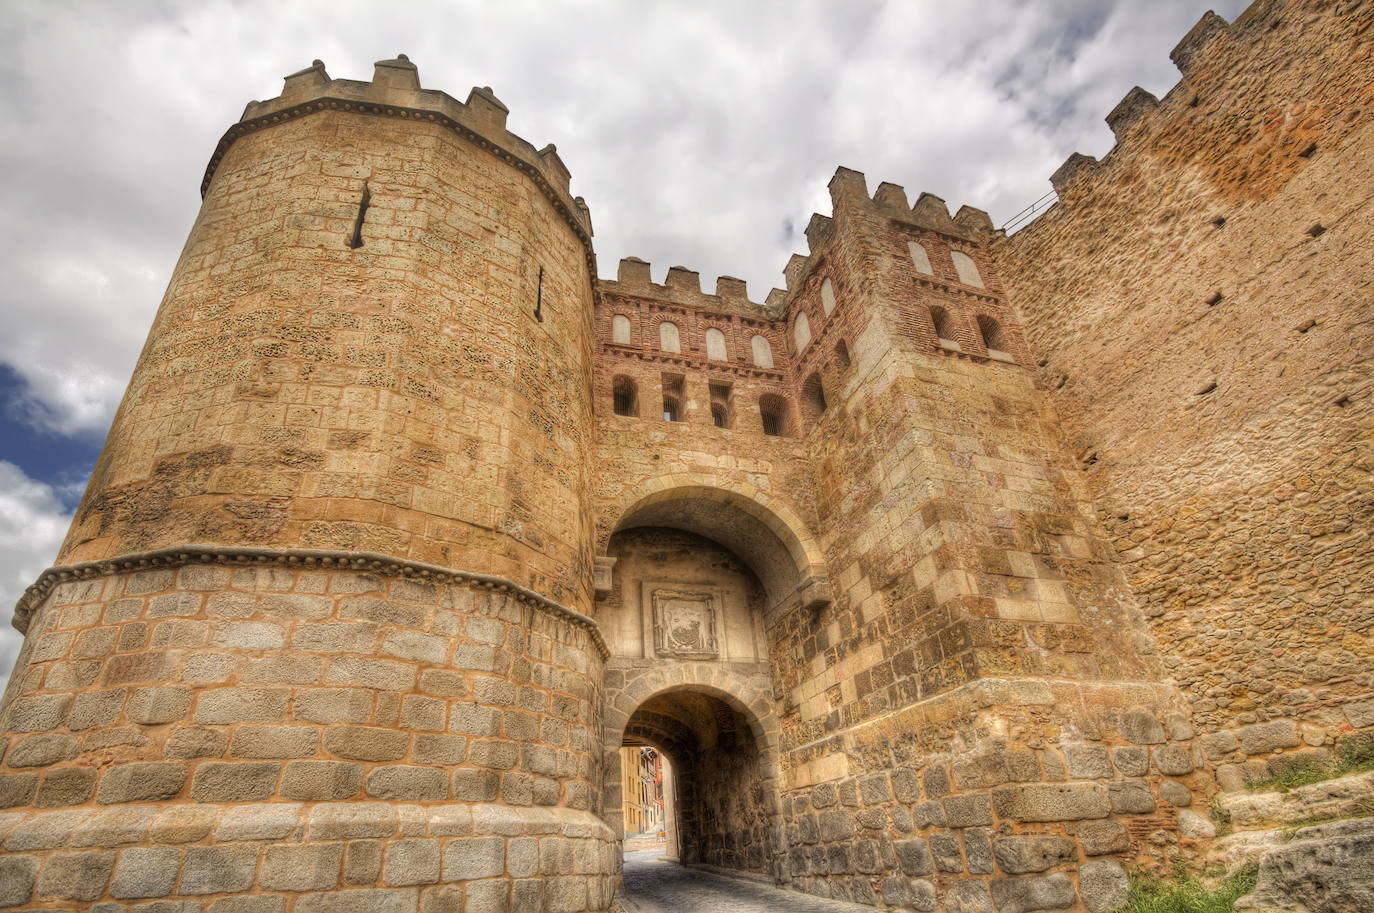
xmin=0 ymin=554 xmax=614 ymax=910
xmin=779 ymin=680 xmax=1204 ymax=912
xmin=59 ymin=58 xmax=599 ymax=613
xmin=993 ymin=0 xmax=1374 ymax=782
xmin=0 ymin=57 xmax=617 ymax=913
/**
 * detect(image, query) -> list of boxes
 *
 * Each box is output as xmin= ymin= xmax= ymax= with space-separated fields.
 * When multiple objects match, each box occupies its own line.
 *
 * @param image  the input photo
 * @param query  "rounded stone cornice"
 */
xmin=11 ymin=544 xmax=608 ymax=658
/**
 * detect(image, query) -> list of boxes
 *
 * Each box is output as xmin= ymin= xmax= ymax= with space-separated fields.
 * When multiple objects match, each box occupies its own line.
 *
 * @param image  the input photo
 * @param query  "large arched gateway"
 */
xmin=594 ymin=481 xmax=812 ymax=885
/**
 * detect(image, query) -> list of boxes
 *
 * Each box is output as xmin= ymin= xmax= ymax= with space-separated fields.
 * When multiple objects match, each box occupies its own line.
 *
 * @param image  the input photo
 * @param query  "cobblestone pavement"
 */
xmin=620 ymin=851 xmax=876 ymax=913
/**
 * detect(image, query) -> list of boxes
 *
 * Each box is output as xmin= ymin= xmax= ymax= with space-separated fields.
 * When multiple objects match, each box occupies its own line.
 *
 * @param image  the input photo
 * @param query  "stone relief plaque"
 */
xmin=645 ymin=583 xmax=720 ymax=659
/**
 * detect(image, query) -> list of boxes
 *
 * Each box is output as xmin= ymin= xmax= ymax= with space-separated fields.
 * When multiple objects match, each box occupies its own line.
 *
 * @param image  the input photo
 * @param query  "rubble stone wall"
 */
xmin=993 ymin=0 xmax=1374 ymax=783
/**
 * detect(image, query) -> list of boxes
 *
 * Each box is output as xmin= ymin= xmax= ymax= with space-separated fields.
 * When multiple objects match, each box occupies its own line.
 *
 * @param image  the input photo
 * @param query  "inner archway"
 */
xmin=614 ymin=685 xmax=778 ymax=876
xmin=601 ymin=477 xmax=831 ymax=614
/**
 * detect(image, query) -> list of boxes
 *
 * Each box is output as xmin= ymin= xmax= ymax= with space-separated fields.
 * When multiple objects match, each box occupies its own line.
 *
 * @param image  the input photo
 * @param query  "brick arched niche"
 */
xmin=599 ymin=478 xmax=831 ymax=615
xmin=602 ymin=669 xmax=785 ymax=881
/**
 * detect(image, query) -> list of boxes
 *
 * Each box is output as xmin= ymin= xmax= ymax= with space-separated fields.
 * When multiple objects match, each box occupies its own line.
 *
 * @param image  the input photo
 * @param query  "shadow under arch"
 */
xmin=603 ymin=668 xmax=785 ymax=881
xmin=602 ymin=475 xmax=831 ymax=613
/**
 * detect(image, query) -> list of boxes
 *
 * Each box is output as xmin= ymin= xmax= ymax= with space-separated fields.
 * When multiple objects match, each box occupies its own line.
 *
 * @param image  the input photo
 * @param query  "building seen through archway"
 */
xmin=618 ymin=746 xmax=669 ymax=855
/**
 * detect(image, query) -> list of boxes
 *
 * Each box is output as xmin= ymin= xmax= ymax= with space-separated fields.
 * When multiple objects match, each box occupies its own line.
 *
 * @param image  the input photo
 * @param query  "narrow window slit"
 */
xmin=534 ymin=266 xmax=544 ymax=323
xmin=348 ymin=183 xmax=371 ymax=249
xmin=1298 ymin=142 xmax=1318 ymax=159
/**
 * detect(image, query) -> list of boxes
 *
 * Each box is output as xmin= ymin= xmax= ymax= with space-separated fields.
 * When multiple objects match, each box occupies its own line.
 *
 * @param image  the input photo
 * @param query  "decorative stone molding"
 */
xmin=11 ymin=544 xmax=609 ymax=658
xmin=647 ymin=583 xmax=720 ymax=659
xmin=592 ymin=555 xmax=617 ymax=595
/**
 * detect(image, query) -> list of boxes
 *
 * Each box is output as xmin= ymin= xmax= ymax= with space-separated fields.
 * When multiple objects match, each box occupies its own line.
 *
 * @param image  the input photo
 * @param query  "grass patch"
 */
xmin=1244 ymin=760 xmax=1331 ymax=793
xmin=1123 ymin=862 xmax=1258 ymax=913
xmin=1245 ymin=732 xmax=1374 ymax=793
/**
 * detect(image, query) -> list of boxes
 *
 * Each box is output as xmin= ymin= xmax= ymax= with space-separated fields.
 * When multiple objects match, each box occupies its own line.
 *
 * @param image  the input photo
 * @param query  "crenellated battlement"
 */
xmin=202 ymin=54 xmax=594 ymax=243
xmin=765 ymin=166 xmax=995 ymax=321
xmin=599 ymin=256 xmax=774 ymax=320
xmin=1032 ymin=0 xmax=1338 ymax=208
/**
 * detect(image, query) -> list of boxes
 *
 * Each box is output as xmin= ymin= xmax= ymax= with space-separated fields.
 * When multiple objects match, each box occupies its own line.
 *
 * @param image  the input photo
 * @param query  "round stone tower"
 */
xmin=0 ymin=56 xmax=613 ymax=912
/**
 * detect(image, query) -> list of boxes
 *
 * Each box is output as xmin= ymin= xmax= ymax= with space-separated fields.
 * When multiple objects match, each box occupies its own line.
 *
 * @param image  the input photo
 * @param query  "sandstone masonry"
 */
xmin=1 ymin=2 xmax=1370 ymax=911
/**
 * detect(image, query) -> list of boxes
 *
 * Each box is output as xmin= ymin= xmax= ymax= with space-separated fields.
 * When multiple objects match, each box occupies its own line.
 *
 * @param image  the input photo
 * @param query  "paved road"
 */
xmin=620 ymin=850 xmax=876 ymax=913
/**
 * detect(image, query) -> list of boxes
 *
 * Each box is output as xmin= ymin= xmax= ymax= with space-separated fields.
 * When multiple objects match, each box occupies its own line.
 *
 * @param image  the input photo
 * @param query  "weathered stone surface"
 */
xmin=385 ymin=838 xmax=441 ymax=886
xmin=442 ymin=835 xmax=505 ymax=881
xmin=324 ymin=727 xmax=409 ymax=762
xmin=994 ymin=783 xmax=1110 ymax=822
xmin=165 ymin=727 xmax=228 ymax=759
xmin=990 ymin=873 xmax=1076 ymax=913
xmin=1108 ymin=780 xmax=1157 ymax=815
xmin=895 ymin=836 xmax=939 ymax=874
xmin=127 ymin=687 xmax=193 ymax=724
xmin=97 ymin=763 xmax=187 ymax=804
xmin=944 ymin=879 xmax=994 ymax=913
xmin=1080 ymin=859 xmax=1129 ymax=913
xmin=1178 ymin=809 xmax=1218 ymax=839
xmin=3 ymin=808 xmax=94 ymax=850
xmin=190 ymin=762 xmax=278 ymax=802
xmin=216 ymin=803 xmax=303 ymax=841
xmin=179 ymin=844 xmax=259 ymax=894
xmin=1236 ymin=721 xmax=1300 ymax=757
xmin=1153 ymin=744 xmax=1195 ymax=776
xmin=1160 ymin=779 xmax=1193 ymax=807
xmin=992 ymin=836 xmax=1077 ymax=874
xmin=0 ymin=853 xmax=39 ymax=907
xmin=37 ymin=849 xmax=116 ymax=900
xmin=260 ymin=842 xmax=344 ymax=891
xmin=231 ymin=724 xmax=319 ymax=758
xmin=365 ymin=766 xmax=448 ymax=801
xmin=111 ymin=847 xmax=182 ymax=899
xmin=1237 ymin=817 xmax=1374 ymax=913
xmin=294 ymin=889 xmax=419 ymax=913
xmin=1065 ymin=744 xmax=1111 ymax=779
xmin=1079 ymin=819 xmax=1131 ymax=856
xmin=282 ymin=760 xmax=363 ymax=801
xmin=7 ymin=734 xmax=79 ymax=768
xmin=36 ymin=765 xmax=97 ymax=806
xmin=931 ymin=833 xmax=963 ymax=873
xmin=0 ymin=772 xmax=38 ymax=808
xmin=151 ymin=806 xmax=217 ymax=844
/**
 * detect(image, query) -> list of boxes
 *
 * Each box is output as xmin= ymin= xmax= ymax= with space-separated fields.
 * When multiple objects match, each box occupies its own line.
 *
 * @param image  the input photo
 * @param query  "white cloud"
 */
xmin=0 ymin=461 xmax=72 ymax=686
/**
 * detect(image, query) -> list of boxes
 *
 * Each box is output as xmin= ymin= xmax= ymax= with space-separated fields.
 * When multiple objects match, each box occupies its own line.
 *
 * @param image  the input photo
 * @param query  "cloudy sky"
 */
xmin=0 ymin=0 xmax=1247 ymax=683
